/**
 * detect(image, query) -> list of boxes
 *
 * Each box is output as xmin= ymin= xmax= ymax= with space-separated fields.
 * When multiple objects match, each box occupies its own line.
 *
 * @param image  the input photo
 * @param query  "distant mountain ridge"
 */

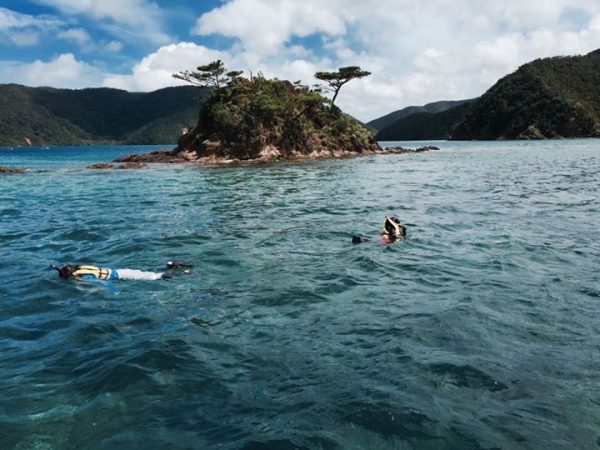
xmin=367 ymin=99 xmax=475 ymax=131
xmin=375 ymin=101 xmax=476 ymax=141
xmin=0 ymin=84 xmax=205 ymax=146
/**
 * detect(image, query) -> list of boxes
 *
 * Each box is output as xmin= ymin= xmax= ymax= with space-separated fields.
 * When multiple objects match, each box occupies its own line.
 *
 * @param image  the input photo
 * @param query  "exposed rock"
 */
xmin=109 ymin=144 xmax=440 ymax=166
xmin=87 ymin=163 xmax=115 ymax=169
xmin=516 ymin=125 xmax=545 ymax=140
xmin=114 ymin=149 xmax=188 ymax=163
xmin=117 ymin=162 xmax=148 ymax=169
xmin=0 ymin=165 xmax=27 ymax=173
xmin=384 ymin=146 xmax=440 ymax=154
xmin=87 ymin=162 xmax=149 ymax=169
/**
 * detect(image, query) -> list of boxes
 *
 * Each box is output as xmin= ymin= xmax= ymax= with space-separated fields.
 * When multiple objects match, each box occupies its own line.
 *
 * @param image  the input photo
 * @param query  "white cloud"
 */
xmin=0 ymin=7 xmax=61 ymax=30
xmin=0 ymin=53 xmax=104 ymax=88
xmin=193 ymin=0 xmax=348 ymax=56
xmin=32 ymin=0 xmax=169 ymax=44
xmin=9 ymin=32 xmax=41 ymax=46
xmin=102 ymin=42 xmax=231 ymax=92
xmin=105 ymin=40 xmax=123 ymax=52
xmin=56 ymin=28 xmax=124 ymax=53
xmin=489 ymin=0 xmax=595 ymax=30
xmin=33 ymin=0 xmax=157 ymax=25
xmin=0 ymin=6 xmax=62 ymax=46
xmin=57 ymin=27 xmax=91 ymax=48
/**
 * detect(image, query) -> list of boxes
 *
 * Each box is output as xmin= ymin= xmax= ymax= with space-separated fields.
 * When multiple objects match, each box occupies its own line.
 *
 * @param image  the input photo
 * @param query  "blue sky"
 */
xmin=1 ymin=0 xmax=600 ymax=121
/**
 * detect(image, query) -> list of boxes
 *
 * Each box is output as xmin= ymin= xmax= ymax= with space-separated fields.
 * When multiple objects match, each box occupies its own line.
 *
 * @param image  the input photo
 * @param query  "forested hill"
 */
xmin=375 ymin=101 xmax=474 ymax=141
xmin=367 ymin=99 xmax=474 ymax=131
xmin=0 ymin=84 xmax=205 ymax=146
xmin=452 ymin=49 xmax=600 ymax=140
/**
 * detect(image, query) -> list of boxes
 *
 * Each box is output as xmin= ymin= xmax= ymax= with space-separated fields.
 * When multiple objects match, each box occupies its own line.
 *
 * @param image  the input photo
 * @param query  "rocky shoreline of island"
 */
xmin=0 ymin=165 xmax=28 ymax=173
xmin=106 ymin=145 xmax=440 ymax=167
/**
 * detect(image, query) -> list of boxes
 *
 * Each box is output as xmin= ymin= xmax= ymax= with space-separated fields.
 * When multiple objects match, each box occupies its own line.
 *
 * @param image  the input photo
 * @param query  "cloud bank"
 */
xmin=0 ymin=53 xmax=103 ymax=88
xmin=31 ymin=0 xmax=170 ymax=44
xmin=0 ymin=6 xmax=63 ymax=46
xmin=115 ymin=0 xmax=600 ymax=120
xmin=3 ymin=1 xmax=600 ymax=121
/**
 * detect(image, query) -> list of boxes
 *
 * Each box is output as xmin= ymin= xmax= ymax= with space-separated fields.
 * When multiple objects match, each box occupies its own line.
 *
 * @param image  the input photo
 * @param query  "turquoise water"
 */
xmin=1 ymin=140 xmax=599 ymax=449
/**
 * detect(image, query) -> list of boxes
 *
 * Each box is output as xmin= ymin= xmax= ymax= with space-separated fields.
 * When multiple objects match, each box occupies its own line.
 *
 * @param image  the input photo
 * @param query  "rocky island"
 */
xmin=113 ymin=62 xmax=438 ymax=166
xmin=0 ymin=165 xmax=27 ymax=174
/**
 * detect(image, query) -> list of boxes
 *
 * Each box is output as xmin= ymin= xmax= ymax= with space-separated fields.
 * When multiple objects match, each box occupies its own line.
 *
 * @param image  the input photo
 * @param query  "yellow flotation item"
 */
xmin=72 ymin=265 xmax=112 ymax=280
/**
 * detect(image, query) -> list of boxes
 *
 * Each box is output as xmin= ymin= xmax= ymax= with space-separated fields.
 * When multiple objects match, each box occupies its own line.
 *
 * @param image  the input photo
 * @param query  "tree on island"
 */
xmin=315 ymin=66 xmax=371 ymax=105
xmin=173 ymin=60 xmax=243 ymax=90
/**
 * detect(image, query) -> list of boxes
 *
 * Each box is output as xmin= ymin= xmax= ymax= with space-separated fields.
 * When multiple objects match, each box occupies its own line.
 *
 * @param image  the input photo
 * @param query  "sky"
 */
xmin=1 ymin=0 xmax=600 ymax=122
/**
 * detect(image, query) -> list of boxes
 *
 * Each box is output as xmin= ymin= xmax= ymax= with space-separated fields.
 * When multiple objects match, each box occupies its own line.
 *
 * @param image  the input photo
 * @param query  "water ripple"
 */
xmin=1 ymin=141 xmax=599 ymax=449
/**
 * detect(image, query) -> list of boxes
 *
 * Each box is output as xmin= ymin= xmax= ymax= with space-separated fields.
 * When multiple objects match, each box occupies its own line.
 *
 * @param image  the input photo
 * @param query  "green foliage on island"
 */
xmin=452 ymin=49 xmax=600 ymax=140
xmin=175 ymin=65 xmax=379 ymax=160
xmin=375 ymin=101 xmax=475 ymax=141
xmin=0 ymin=84 xmax=204 ymax=146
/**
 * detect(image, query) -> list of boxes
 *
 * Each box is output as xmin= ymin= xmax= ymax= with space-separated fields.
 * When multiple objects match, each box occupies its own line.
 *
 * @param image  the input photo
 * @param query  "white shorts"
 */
xmin=115 ymin=269 xmax=164 ymax=281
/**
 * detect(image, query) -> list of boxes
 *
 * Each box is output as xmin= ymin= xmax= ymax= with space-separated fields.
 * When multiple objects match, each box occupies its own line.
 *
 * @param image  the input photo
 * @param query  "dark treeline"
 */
xmin=0 ymin=84 xmax=204 ymax=146
xmin=368 ymin=99 xmax=475 ymax=132
xmin=375 ymin=101 xmax=475 ymax=141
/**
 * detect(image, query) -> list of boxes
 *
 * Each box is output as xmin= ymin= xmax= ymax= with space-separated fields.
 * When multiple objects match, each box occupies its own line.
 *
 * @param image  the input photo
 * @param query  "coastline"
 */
xmin=0 ymin=145 xmax=440 ymax=173
xmin=111 ymin=145 xmax=440 ymax=167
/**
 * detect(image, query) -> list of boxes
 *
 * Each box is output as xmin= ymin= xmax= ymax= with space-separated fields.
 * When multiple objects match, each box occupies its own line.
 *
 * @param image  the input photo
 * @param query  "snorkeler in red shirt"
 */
xmin=352 ymin=216 xmax=407 ymax=244
xmin=380 ymin=216 xmax=406 ymax=243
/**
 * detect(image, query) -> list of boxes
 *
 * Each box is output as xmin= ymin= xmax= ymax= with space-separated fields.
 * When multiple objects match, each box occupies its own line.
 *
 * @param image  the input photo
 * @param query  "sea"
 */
xmin=0 ymin=140 xmax=598 ymax=450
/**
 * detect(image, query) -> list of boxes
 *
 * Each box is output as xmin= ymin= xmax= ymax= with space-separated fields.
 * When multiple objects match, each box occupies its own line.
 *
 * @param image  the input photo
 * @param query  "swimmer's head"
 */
xmin=51 ymin=264 xmax=74 ymax=278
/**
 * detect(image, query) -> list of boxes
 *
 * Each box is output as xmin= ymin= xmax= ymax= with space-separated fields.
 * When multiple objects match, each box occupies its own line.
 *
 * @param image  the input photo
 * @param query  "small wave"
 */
xmin=340 ymin=403 xmax=435 ymax=440
xmin=427 ymin=362 xmax=508 ymax=392
xmin=240 ymin=436 xmax=341 ymax=450
xmin=0 ymin=325 xmax=47 ymax=341
xmin=2 ymin=142 xmax=600 ymax=449
xmin=580 ymin=287 xmax=600 ymax=298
